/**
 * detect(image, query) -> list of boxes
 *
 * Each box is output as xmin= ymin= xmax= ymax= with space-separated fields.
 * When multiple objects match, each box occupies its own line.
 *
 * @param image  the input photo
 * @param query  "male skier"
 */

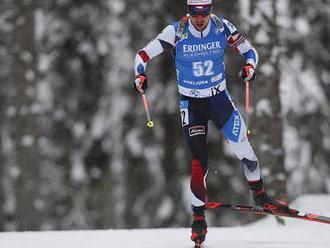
xmin=134 ymin=0 xmax=289 ymax=246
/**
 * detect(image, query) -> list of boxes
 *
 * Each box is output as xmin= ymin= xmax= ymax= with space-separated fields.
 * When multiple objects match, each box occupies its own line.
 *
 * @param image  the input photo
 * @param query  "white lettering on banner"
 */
xmin=232 ymin=114 xmax=240 ymax=136
xmin=183 ymin=79 xmax=209 ymax=85
xmin=211 ymin=73 xmax=222 ymax=83
xmin=187 ymin=0 xmax=212 ymax=5
xmin=189 ymin=126 xmax=206 ymax=137
xmin=183 ymin=41 xmax=222 ymax=53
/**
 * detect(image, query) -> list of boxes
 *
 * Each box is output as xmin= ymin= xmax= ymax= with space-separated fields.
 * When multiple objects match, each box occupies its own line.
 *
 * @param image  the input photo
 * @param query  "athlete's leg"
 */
xmin=209 ymin=91 xmax=261 ymax=182
xmin=180 ymin=97 xmax=209 ymax=245
xmin=210 ymin=92 xmax=289 ymax=210
xmin=180 ymin=97 xmax=209 ymax=208
xmin=221 ymin=110 xmax=261 ymax=182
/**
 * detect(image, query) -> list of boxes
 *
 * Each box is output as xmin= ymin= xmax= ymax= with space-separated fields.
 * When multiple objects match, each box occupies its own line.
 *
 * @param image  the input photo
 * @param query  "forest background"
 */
xmin=0 ymin=0 xmax=329 ymax=231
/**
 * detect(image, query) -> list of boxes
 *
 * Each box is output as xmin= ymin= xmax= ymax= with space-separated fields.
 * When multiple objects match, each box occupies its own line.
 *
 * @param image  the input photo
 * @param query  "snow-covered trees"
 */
xmin=0 ymin=0 xmax=329 ymax=230
xmin=239 ymin=0 xmax=287 ymax=197
xmin=279 ymin=0 xmax=330 ymax=196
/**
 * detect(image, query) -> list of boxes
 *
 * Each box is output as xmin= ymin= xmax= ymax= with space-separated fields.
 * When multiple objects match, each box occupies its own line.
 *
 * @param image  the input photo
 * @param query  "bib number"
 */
xmin=192 ymin=60 xmax=214 ymax=77
xmin=180 ymin=108 xmax=189 ymax=127
xmin=180 ymin=100 xmax=189 ymax=127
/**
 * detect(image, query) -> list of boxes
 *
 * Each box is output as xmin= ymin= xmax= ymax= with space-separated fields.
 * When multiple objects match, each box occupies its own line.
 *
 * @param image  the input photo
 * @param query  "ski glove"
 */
xmin=134 ymin=73 xmax=148 ymax=94
xmin=241 ymin=64 xmax=256 ymax=82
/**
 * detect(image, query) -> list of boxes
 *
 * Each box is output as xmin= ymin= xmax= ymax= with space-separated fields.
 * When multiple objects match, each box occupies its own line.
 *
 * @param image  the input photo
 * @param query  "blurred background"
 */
xmin=0 ymin=0 xmax=329 ymax=231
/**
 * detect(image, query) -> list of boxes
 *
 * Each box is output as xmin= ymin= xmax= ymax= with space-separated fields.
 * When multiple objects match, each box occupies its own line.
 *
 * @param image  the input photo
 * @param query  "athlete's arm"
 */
xmin=134 ymin=25 xmax=176 ymax=76
xmin=222 ymin=19 xmax=259 ymax=68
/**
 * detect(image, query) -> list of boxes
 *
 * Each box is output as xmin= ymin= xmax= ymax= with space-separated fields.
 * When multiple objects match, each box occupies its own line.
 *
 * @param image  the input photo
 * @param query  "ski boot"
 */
xmin=248 ymin=179 xmax=290 ymax=212
xmin=191 ymin=206 xmax=207 ymax=248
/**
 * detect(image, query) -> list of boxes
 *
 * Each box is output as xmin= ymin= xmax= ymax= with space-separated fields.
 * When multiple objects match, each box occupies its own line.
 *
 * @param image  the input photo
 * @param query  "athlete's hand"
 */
xmin=241 ymin=64 xmax=256 ymax=82
xmin=134 ymin=73 xmax=148 ymax=94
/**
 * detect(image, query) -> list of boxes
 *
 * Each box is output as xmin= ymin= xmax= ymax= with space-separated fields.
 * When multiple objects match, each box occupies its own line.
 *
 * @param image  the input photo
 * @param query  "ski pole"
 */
xmin=141 ymin=93 xmax=154 ymax=128
xmin=245 ymin=81 xmax=251 ymax=137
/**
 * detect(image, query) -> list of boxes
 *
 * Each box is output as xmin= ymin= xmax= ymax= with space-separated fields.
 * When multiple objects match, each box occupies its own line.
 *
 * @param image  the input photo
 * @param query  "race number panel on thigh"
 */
xmin=180 ymin=100 xmax=189 ymax=127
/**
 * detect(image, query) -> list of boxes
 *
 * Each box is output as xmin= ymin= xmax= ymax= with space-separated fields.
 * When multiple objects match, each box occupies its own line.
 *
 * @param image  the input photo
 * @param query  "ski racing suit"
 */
xmin=134 ymin=15 xmax=260 ymax=209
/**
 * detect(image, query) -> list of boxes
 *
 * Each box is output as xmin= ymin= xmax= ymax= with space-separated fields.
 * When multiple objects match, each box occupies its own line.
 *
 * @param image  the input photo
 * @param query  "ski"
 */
xmin=205 ymin=202 xmax=330 ymax=225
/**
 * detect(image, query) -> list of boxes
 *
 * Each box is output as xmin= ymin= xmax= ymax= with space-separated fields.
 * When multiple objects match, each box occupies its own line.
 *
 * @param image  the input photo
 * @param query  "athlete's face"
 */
xmin=190 ymin=14 xmax=211 ymax=31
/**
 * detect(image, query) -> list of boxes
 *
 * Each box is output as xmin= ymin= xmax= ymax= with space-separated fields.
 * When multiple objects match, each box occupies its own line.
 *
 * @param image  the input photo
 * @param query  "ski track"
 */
xmin=0 ymin=194 xmax=329 ymax=248
xmin=0 ymin=226 xmax=329 ymax=248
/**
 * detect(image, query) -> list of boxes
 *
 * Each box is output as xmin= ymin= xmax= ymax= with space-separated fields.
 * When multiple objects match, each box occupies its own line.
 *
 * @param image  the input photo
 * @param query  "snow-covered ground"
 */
xmin=0 ymin=194 xmax=329 ymax=248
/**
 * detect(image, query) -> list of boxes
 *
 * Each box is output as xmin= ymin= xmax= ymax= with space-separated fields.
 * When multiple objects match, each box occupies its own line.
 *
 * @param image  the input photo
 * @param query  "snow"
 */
xmin=0 ymin=226 xmax=329 ymax=248
xmin=0 ymin=224 xmax=329 ymax=248
xmin=280 ymin=53 xmax=327 ymax=115
xmin=0 ymin=195 xmax=329 ymax=248
xmin=156 ymin=197 xmax=174 ymax=220
xmin=294 ymin=17 xmax=310 ymax=36
xmin=71 ymin=152 xmax=87 ymax=182
xmin=260 ymin=62 xmax=274 ymax=76
xmin=21 ymin=135 xmax=34 ymax=147
xmin=255 ymin=28 xmax=269 ymax=44
xmin=255 ymin=98 xmax=272 ymax=117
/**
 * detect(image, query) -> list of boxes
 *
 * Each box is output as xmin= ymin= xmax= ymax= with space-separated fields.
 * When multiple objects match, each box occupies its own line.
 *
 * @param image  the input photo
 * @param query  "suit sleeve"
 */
xmin=222 ymin=19 xmax=259 ymax=68
xmin=134 ymin=25 xmax=176 ymax=76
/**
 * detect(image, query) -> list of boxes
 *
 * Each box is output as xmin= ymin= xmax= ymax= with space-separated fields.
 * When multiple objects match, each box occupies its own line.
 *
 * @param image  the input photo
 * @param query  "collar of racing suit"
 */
xmin=188 ymin=18 xmax=212 ymax=38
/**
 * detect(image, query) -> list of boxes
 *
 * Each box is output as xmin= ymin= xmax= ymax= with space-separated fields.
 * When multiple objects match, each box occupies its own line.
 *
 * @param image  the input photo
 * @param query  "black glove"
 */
xmin=241 ymin=64 xmax=256 ymax=82
xmin=134 ymin=73 xmax=148 ymax=93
